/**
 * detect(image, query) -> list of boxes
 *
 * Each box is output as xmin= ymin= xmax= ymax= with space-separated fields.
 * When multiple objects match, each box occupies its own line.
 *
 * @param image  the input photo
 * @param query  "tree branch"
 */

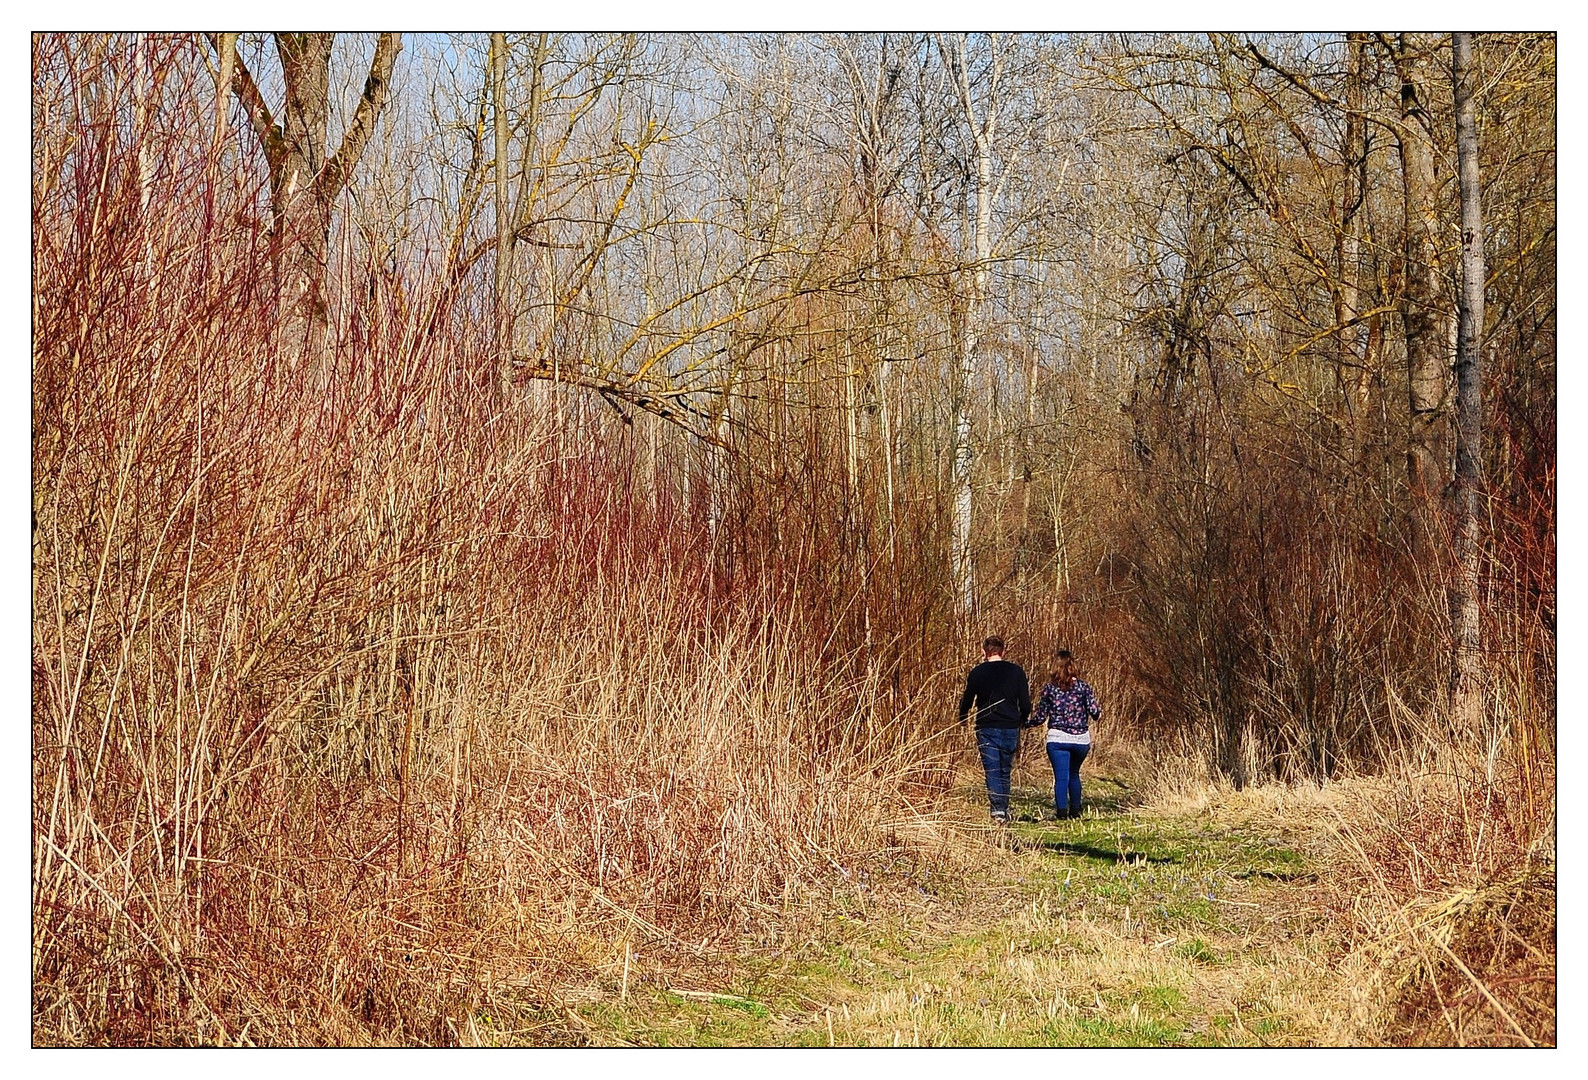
xmin=319 ymin=32 xmax=401 ymax=198
xmin=1244 ymin=39 xmax=1339 ymax=108
xmin=505 ymin=355 xmax=727 ymax=446
xmin=207 ymin=32 xmax=283 ymax=167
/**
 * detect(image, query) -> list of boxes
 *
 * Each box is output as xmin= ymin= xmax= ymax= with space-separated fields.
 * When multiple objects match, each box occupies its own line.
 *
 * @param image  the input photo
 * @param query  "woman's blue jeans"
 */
xmin=1046 ymin=740 xmax=1090 ymax=815
xmin=975 ymin=727 xmax=1022 ymax=814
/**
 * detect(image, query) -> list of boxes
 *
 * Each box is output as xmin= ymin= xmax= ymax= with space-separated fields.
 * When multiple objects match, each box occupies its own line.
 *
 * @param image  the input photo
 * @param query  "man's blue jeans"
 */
xmin=1046 ymin=740 xmax=1090 ymax=816
xmin=975 ymin=727 xmax=1022 ymax=815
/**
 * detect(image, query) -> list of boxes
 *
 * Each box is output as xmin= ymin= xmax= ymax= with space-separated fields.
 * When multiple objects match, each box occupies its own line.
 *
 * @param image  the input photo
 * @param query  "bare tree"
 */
xmin=1388 ymin=33 xmax=1451 ymax=558
xmin=938 ymin=33 xmax=1006 ymax=619
xmin=1339 ymin=32 xmax=1370 ymax=446
xmin=217 ymin=32 xmax=401 ymax=366
xmin=490 ymin=32 xmax=512 ymax=355
xmin=1450 ymin=31 xmax=1487 ymax=735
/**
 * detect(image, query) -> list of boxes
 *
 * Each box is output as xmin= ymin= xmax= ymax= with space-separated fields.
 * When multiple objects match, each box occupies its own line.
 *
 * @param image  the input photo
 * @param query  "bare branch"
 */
xmin=207 ymin=32 xmax=283 ymax=166
xmin=319 ymin=32 xmax=402 ymax=197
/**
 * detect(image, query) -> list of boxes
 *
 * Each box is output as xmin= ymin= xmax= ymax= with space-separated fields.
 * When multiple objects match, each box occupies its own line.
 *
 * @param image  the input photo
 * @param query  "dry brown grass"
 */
xmin=31 ymin=34 xmax=1554 ymax=1048
xmin=1101 ymin=734 xmax=1554 ymax=1048
xmin=31 ymin=559 xmax=964 ymax=1045
xmin=1321 ymin=752 xmax=1555 ymax=1047
xmin=30 ymin=37 xmax=961 ymax=1043
xmin=631 ymin=765 xmax=1394 ymax=1047
xmin=1137 ymin=749 xmax=1556 ymax=1047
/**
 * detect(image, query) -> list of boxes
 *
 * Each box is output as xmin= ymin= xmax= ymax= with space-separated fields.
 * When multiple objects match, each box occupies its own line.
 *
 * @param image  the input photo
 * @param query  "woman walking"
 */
xmin=1034 ymin=649 xmax=1100 ymax=819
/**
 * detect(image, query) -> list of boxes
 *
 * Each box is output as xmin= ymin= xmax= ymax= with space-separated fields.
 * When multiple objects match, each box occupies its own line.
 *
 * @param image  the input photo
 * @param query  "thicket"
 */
xmin=33 ymin=32 xmax=1553 ymax=1044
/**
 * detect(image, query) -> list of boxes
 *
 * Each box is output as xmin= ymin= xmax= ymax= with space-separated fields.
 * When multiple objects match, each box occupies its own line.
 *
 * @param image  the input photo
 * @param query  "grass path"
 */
xmin=529 ymin=765 xmax=1374 ymax=1046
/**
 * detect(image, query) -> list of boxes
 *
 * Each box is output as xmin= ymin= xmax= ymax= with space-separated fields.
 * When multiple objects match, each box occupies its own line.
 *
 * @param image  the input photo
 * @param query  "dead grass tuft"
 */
xmin=1320 ymin=753 xmax=1555 ymax=1047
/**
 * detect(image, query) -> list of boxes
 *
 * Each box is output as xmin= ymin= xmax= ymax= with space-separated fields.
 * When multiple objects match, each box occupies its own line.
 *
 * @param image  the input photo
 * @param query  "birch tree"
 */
xmin=938 ymin=33 xmax=1006 ymax=619
xmin=1450 ymin=31 xmax=1487 ymax=735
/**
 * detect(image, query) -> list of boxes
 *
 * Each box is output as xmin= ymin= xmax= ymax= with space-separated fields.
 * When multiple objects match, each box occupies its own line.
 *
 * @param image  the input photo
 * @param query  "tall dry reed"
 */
xmin=32 ymin=35 xmax=959 ymax=1044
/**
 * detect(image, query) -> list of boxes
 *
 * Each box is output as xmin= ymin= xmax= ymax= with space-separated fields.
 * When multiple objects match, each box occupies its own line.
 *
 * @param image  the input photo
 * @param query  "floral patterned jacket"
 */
xmin=1032 ymin=678 xmax=1100 ymax=736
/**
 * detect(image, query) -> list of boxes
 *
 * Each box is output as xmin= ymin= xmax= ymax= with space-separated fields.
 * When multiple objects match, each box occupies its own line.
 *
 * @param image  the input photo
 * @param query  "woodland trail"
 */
xmin=525 ymin=763 xmax=1376 ymax=1047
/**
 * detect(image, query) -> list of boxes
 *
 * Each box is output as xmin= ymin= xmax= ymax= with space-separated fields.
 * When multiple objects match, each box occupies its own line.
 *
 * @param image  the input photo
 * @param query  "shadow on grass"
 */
xmin=1011 ymin=837 xmax=1182 ymax=865
xmin=1233 ymin=868 xmax=1317 ymax=882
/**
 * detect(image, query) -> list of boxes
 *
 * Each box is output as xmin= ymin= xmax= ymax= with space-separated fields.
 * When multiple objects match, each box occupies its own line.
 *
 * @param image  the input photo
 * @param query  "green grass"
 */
xmin=508 ymin=766 xmax=1342 ymax=1046
xmin=1174 ymin=937 xmax=1220 ymax=964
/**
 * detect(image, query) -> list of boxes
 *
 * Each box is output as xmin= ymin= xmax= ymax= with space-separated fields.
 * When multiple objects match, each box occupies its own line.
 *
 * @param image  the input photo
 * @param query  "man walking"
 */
xmin=957 ymin=636 xmax=1032 ymax=822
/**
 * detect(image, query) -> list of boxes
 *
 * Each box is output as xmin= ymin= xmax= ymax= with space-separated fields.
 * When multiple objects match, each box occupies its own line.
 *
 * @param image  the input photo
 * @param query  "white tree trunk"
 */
xmin=946 ymin=36 xmax=1001 ymax=620
xmin=954 ymin=135 xmax=993 ymax=616
xmin=1451 ymin=31 xmax=1487 ymax=739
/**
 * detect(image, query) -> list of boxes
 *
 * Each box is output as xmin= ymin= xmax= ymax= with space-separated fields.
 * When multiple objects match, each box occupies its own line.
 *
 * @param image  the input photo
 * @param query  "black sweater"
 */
xmin=957 ymin=660 xmax=1032 ymax=729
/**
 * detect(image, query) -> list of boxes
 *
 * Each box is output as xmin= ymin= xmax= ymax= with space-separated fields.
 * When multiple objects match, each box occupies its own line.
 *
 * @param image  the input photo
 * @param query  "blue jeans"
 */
xmin=1046 ymin=740 xmax=1090 ymax=815
xmin=975 ymin=727 xmax=1022 ymax=814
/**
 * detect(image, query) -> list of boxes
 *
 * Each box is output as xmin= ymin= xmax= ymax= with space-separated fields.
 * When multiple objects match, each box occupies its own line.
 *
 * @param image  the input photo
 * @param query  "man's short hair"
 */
xmin=983 ymin=636 xmax=1005 ymax=654
xmin=1056 ymin=648 xmax=1072 ymax=659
